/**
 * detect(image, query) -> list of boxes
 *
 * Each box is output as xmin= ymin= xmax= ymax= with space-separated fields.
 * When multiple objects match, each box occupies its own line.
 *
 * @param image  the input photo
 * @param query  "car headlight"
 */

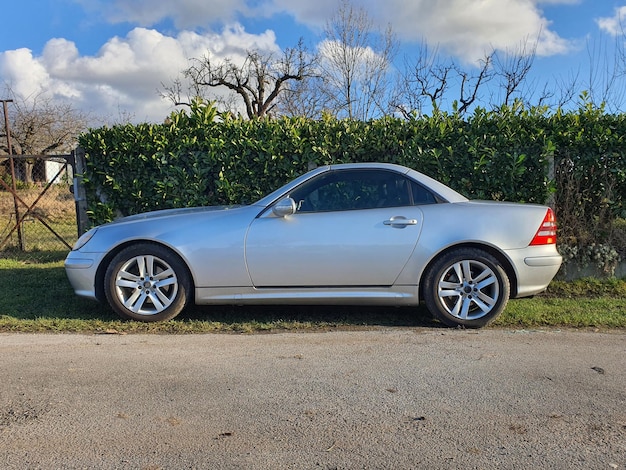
xmin=72 ymin=227 xmax=98 ymax=251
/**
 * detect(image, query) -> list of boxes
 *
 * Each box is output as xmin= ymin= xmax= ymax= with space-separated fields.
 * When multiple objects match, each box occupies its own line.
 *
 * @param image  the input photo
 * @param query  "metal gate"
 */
xmin=0 ymin=150 xmax=87 ymax=255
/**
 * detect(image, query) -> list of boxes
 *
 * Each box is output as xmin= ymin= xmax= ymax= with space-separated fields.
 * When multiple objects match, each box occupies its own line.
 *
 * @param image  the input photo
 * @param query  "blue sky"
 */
xmin=2 ymin=0 xmax=625 ymax=123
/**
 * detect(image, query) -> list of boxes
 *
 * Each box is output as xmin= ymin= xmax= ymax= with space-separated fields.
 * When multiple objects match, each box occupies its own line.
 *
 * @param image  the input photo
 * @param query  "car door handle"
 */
xmin=383 ymin=216 xmax=418 ymax=228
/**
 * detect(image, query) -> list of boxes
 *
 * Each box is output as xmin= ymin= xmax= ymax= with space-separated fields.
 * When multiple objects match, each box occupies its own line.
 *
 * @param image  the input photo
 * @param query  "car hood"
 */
xmin=107 ymin=205 xmax=247 ymax=225
xmin=80 ymin=204 xmax=262 ymax=253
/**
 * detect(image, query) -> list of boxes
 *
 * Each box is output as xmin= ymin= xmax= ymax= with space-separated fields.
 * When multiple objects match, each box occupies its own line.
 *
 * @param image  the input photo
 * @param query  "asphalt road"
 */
xmin=1 ymin=329 xmax=624 ymax=469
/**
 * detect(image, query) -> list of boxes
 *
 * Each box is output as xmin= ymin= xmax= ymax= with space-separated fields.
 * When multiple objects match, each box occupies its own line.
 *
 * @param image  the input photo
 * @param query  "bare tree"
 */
xmin=492 ymin=39 xmax=536 ymax=107
xmin=163 ymin=40 xmax=315 ymax=119
xmin=490 ymin=34 xmax=579 ymax=111
xmin=1 ymin=89 xmax=88 ymax=182
xmin=395 ymin=45 xmax=494 ymax=117
xmin=317 ymin=0 xmax=397 ymax=120
xmin=275 ymin=74 xmax=331 ymax=119
xmin=585 ymin=35 xmax=626 ymax=112
xmin=457 ymin=52 xmax=494 ymax=114
xmin=536 ymin=71 xmax=579 ymax=110
xmin=395 ymin=33 xmax=570 ymax=117
xmin=392 ymin=42 xmax=454 ymax=117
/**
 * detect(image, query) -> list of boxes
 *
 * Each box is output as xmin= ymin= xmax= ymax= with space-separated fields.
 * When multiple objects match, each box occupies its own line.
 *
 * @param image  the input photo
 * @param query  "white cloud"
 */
xmin=0 ymin=25 xmax=281 ymax=123
xmin=0 ymin=48 xmax=51 ymax=98
xmin=535 ymin=0 xmax=580 ymax=4
xmin=1 ymin=0 xmax=580 ymax=123
xmin=269 ymin=0 xmax=573 ymax=63
xmin=74 ymin=0 xmax=247 ymax=29
xmin=596 ymin=6 xmax=626 ymax=37
xmin=80 ymin=0 xmax=574 ymax=62
xmin=391 ymin=0 xmax=573 ymax=60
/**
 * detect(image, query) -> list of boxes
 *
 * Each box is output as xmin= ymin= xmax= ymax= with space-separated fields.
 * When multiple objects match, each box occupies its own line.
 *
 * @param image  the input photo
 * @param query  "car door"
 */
xmin=244 ymin=169 xmax=428 ymax=287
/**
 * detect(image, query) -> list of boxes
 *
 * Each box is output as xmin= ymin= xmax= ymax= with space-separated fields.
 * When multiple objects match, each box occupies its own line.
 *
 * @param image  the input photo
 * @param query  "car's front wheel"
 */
xmin=423 ymin=248 xmax=510 ymax=328
xmin=104 ymin=243 xmax=191 ymax=322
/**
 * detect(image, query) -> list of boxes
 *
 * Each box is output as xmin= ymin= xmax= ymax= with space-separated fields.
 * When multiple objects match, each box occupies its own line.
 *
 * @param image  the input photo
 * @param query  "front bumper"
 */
xmin=64 ymin=250 xmax=106 ymax=301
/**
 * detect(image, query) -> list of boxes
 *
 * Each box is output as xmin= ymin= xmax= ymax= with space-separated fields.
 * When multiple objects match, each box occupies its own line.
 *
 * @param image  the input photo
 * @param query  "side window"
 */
xmin=410 ymin=180 xmax=438 ymax=205
xmin=290 ymin=169 xmax=433 ymax=213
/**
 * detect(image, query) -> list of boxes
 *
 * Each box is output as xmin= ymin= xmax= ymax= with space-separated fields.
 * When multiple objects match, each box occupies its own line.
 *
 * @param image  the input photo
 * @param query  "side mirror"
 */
xmin=272 ymin=197 xmax=297 ymax=217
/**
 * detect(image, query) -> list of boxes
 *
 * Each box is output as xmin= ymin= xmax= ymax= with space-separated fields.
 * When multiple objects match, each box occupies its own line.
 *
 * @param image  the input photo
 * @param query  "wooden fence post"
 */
xmin=71 ymin=147 xmax=89 ymax=236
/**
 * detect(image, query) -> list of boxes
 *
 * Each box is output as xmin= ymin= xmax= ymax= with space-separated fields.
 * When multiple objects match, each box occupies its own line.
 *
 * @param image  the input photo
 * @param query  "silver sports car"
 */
xmin=65 ymin=162 xmax=562 ymax=327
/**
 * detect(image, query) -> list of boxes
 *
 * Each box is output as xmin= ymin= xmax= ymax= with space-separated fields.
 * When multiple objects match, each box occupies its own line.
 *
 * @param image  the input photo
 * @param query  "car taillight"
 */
xmin=530 ymin=208 xmax=557 ymax=245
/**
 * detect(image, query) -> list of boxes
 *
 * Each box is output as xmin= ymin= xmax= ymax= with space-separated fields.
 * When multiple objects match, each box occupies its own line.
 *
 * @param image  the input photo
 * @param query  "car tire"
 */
xmin=104 ymin=243 xmax=192 ymax=322
xmin=423 ymin=248 xmax=510 ymax=328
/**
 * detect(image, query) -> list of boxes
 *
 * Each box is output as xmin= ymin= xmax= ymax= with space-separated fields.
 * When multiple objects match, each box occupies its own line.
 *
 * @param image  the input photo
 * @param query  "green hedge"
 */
xmin=79 ymin=101 xmax=560 ymax=219
xmin=79 ymin=101 xmax=626 ymax=273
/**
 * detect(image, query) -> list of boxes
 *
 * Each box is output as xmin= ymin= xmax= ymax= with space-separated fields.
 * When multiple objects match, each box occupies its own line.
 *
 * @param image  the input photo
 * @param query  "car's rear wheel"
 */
xmin=423 ymin=248 xmax=510 ymax=328
xmin=104 ymin=243 xmax=191 ymax=322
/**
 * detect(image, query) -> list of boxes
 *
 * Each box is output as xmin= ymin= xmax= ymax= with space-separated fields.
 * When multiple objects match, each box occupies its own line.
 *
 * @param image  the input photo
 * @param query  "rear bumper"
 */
xmin=507 ymin=247 xmax=562 ymax=298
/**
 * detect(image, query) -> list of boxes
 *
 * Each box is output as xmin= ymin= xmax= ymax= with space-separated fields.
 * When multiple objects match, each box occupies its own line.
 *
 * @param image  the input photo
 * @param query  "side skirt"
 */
xmin=194 ymin=285 xmax=420 ymax=306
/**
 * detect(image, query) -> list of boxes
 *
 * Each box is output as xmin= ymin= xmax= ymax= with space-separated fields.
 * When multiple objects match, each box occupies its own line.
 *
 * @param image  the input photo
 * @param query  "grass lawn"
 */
xmin=1 ymin=252 xmax=625 ymax=333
